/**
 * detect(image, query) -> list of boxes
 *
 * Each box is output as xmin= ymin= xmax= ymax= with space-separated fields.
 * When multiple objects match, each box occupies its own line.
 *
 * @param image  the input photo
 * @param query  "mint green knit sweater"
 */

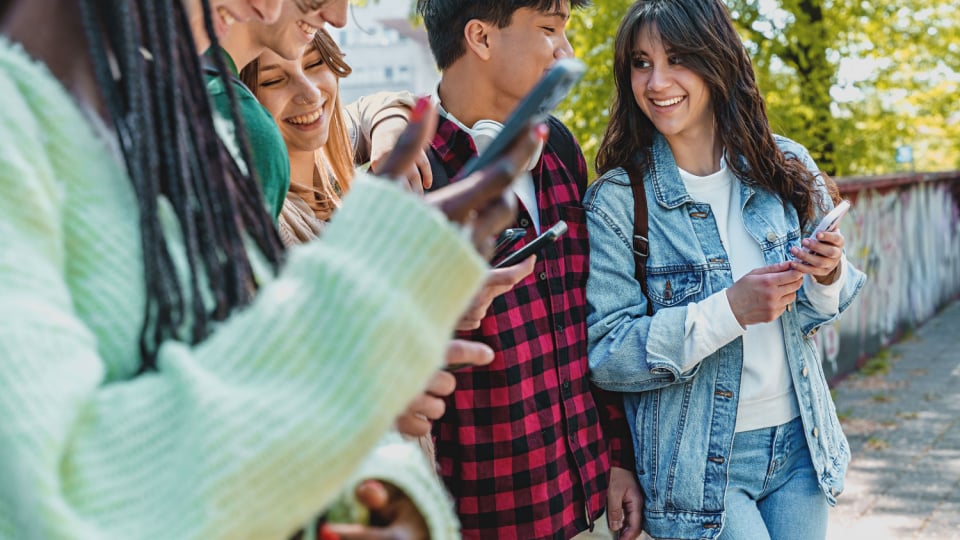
xmin=0 ymin=40 xmax=482 ymax=539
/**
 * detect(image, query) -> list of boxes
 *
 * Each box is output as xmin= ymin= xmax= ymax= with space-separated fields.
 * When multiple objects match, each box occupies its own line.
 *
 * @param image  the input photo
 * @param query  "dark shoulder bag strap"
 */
xmin=544 ymin=115 xmax=586 ymax=194
xmin=622 ymin=160 xmax=653 ymax=316
xmin=424 ymin=146 xmax=450 ymax=192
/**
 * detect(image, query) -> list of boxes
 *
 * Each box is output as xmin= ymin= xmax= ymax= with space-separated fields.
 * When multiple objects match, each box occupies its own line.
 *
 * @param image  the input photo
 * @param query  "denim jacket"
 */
xmin=583 ymin=134 xmax=866 ymax=539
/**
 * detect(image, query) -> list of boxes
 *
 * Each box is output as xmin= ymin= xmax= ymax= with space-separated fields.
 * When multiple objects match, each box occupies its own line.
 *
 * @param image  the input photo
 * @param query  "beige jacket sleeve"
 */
xmin=344 ymin=91 xmax=417 ymax=164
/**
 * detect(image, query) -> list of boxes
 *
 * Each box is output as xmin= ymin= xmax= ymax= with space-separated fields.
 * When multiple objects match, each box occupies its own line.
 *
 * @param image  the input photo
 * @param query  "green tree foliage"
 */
xmin=558 ymin=0 xmax=635 ymax=175
xmin=728 ymin=0 xmax=837 ymax=173
xmin=561 ymin=0 xmax=960 ymax=177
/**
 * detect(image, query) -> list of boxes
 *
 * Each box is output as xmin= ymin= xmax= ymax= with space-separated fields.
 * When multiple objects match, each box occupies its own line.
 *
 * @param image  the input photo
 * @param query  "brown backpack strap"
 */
xmin=623 ymin=160 xmax=653 ymax=316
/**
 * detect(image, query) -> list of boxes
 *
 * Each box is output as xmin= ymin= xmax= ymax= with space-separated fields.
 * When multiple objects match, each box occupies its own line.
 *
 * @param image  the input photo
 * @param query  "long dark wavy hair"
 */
xmin=596 ymin=0 xmax=826 ymax=228
xmin=77 ymin=0 xmax=286 ymax=371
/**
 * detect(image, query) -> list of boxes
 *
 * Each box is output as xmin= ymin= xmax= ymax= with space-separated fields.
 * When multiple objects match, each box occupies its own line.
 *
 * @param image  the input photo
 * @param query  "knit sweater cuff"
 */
xmin=349 ymin=432 xmax=459 ymax=540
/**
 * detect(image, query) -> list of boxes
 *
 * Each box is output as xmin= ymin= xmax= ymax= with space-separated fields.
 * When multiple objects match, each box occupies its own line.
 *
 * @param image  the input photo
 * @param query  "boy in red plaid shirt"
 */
xmin=415 ymin=1 xmax=643 ymax=538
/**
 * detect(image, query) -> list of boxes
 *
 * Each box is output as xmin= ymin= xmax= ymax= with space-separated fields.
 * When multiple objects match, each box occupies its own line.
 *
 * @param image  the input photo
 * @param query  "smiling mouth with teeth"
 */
xmin=297 ymin=20 xmax=319 ymax=37
xmin=652 ymin=96 xmax=685 ymax=107
xmin=217 ymin=6 xmax=237 ymax=27
xmin=288 ymin=110 xmax=323 ymax=126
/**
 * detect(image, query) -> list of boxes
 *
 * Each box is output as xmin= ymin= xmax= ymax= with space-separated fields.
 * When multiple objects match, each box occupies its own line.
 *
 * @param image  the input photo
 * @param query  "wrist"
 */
xmin=724 ymin=288 xmax=747 ymax=329
xmin=815 ymin=264 xmax=841 ymax=285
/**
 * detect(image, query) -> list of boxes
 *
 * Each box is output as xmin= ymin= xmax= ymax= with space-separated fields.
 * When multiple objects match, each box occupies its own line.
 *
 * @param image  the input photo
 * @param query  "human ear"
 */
xmin=463 ymin=19 xmax=493 ymax=61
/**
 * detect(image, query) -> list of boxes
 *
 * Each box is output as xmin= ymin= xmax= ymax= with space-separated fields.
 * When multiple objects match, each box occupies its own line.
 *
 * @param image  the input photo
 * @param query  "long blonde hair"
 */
xmin=241 ymin=28 xmax=354 ymax=221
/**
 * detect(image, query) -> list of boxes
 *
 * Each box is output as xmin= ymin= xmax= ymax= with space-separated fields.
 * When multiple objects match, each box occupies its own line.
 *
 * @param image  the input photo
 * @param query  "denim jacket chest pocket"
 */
xmin=646 ymin=268 xmax=704 ymax=309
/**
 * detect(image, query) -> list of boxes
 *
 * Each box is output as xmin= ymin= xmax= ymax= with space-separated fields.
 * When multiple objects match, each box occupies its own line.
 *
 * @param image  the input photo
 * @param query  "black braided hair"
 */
xmin=78 ymin=0 xmax=285 ymax=372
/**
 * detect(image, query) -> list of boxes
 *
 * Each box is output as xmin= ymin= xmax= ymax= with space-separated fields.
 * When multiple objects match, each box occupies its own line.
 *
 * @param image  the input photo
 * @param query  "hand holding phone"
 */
xmin=493 ymin=228 xmax=527 ymax=260
xmin=456 ymin=58 xmax=586 ymax=180
xmin=793 ymin=199 xmax=850 ymax=261
xmin=811 ymin=200 xmax=851 ymax=237
xmin=494 ymin=221 xmax=567 ymax=269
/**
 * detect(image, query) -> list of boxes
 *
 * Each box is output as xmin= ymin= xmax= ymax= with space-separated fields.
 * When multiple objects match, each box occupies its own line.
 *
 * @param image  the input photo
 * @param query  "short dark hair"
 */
xmin=416 ymin=0 xmax=590 ymax=70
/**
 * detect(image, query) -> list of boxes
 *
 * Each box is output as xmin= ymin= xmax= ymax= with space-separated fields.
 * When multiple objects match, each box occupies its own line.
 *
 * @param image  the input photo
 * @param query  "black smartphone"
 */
xmin=492 ymin=228 xmax=527 ymax=260
xmin=456 ymin=58 xmax=586 ymax=180
xmin=444 ymin=222 xmax=567 ymax=373
xmin=494 ymin=220 xmax=567 ymax=269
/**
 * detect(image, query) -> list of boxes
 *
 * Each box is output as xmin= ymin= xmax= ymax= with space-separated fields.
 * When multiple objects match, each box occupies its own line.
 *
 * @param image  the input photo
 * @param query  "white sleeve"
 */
xmin=802 ymin=257 xmax=848 ymax=315
xmin=683 ymin=289 xmax=747 ymax=365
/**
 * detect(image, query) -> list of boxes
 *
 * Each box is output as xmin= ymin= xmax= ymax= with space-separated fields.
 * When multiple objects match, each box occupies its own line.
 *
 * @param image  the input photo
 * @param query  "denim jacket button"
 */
xmin=766 ymin=231 xmax=778 ymax=242
xmin=812 ymin=427 xmax=820 ymax=438
xmin=802 ymin=366 xmax=809 ymax=377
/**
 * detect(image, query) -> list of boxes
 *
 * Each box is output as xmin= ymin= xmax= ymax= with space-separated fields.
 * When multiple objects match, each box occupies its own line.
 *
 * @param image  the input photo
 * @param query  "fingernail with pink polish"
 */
xmin=411 ymin=95 xmax=431 ymax=123
xmin=534 ymin=123 xmax=550 ymax=142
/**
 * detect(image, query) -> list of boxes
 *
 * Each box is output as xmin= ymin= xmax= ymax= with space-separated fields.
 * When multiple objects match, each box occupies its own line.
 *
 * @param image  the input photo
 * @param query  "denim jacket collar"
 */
xmin=647 ymin=134 xmax=759 ymax=210
xmin=647 ymin=133 xmax=787 ymax=243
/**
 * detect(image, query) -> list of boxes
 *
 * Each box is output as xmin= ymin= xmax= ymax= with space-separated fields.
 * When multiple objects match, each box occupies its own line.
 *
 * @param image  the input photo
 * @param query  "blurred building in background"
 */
xmin=330 ymin=2 xmax=439 ymax=104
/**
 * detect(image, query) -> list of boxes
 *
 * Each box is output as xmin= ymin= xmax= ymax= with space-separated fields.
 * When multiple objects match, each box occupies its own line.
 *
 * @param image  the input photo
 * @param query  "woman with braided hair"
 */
xmin=0 ymin=0 xmax=543 ymax=537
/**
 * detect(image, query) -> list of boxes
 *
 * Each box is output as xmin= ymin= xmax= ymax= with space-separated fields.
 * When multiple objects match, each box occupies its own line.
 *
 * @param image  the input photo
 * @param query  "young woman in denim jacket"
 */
xmin=583 ymin=1 xmax=866 ymax=539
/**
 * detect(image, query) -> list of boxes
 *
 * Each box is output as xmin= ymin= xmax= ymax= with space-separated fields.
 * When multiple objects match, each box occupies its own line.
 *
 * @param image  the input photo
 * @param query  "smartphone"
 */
xmin=494 ymin=220 xmax=568 ymax=269
xmin=794 ymin=200 xmax=851 ymax=259
xmin=811 ymin=199 xmax=851 ymax=236
xmin=456 ymin=58 xmax=586 ymax=180
xmin=493 ymin=228 xmax=527 ymax=258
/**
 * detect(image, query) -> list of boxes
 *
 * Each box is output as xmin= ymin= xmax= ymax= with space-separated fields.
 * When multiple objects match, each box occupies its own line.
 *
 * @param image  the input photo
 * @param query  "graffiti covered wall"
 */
xmin=812 ymin=173 xmax=960 ymax=380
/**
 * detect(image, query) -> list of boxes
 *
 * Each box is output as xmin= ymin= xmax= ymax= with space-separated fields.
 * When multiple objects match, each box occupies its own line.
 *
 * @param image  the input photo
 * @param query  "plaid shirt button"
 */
xmin=539 ymin=271 xmax=547 ymax=280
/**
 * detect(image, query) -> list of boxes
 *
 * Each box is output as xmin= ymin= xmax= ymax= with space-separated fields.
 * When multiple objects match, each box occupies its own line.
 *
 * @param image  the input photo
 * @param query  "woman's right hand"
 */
xmin=373 ymin=97 xmax=548 ymax=259
xmin=725 ymin=262 xmax=804 ymax=327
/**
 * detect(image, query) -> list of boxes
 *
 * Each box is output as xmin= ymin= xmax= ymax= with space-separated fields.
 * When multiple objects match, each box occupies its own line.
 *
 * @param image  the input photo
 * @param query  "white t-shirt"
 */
xmin=678 ymin=160 xmax=802 ymax=432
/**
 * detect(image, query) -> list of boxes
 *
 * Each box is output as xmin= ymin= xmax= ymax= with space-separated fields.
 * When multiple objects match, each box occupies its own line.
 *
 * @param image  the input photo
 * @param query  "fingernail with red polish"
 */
xmin=411 ymin=95 xmax=431 ymax=123
xmin=535 ymin=122 xmax=550 ymax=141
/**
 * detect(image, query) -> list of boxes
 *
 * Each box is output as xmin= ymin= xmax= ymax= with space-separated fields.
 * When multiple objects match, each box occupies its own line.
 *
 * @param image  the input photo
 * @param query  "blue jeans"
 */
xmin=717 ymin=416 xmax=829 ymax=540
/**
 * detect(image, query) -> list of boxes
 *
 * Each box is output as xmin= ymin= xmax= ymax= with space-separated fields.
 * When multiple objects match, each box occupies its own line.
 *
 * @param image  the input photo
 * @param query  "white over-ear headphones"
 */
xmin=467 ymin=119 xmax=544 ymax=172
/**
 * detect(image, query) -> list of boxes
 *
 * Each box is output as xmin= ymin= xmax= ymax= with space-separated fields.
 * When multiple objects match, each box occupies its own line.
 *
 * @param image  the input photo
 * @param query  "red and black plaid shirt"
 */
xmin=429 ymin=115 xmax=634 ymax=540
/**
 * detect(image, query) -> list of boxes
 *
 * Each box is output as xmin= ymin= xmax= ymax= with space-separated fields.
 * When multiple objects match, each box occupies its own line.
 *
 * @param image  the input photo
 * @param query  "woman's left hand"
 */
xmin=325 ymin=480 xmax=429 ymax=540
xmin=789 ymin=229 xmax=844 ymax=285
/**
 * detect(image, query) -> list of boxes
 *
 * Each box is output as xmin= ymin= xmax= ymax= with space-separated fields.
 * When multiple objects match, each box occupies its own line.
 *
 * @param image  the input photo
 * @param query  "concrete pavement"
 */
xmin=827 ymin=299 xmax=960 ymax=539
